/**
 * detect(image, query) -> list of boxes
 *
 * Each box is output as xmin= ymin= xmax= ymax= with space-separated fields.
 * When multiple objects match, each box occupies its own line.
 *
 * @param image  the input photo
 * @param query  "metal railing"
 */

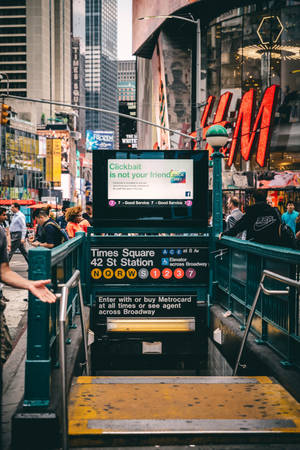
xmin=214 ymin=236 xmax=300 ymax=368
xmin=233 ymin=269 xmax=300 ymax=375
xmin=24 ymin=232 xmax=86 ymax=407
xmin=59 ymin=269 xmax=90 ymax=450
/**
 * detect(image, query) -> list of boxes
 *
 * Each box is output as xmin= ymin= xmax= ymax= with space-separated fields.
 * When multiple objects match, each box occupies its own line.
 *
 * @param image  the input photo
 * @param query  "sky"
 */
xmin=117 ymin=0 xmax=134 ymax=60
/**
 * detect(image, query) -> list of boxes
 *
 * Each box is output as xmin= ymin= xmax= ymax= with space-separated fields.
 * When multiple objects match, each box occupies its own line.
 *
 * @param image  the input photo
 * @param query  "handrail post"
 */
xmin=233 ymin=269 xmax=300 ymax=376
xmin=59 ymin=270 xmax=89 ymax=450
xmin=233 ymin=273 xmax=266 ymax=376
xmin=59 ymin=285 xmax=69 ymax=450
xmin=24 ymin=247 xmax=52 ymax=406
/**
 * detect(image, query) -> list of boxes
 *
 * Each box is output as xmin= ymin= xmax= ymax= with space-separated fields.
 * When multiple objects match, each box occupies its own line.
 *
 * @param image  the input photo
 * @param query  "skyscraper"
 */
xmin=85 ymin=0 xmax=118 ymax=142
xmin=0 ymin=0 xmax=72 ymax=124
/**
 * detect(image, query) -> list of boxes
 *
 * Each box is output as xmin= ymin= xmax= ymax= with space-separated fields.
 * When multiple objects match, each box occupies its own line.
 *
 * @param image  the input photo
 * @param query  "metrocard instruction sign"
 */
xmin=90 ymin=245 xmax=208 ymax=285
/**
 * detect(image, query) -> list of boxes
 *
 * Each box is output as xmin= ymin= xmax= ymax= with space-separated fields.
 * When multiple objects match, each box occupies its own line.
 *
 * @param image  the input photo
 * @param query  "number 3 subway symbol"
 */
xmin=91 ymin=268 xmax=102 ymax=280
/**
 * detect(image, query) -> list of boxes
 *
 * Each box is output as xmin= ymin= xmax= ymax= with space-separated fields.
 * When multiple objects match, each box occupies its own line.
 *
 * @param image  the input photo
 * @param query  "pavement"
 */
xmin=3 ymin=253 xmax=28 ymax=343
xmin=1 ymin=252 xmax=29 ymax=450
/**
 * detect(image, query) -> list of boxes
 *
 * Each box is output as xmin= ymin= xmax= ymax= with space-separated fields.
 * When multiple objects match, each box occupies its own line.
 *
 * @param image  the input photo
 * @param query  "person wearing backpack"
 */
xmin=29 ymin=208 xmax=67 ymax=248
xmin=220 ymin=190 xmax=281 ymax=245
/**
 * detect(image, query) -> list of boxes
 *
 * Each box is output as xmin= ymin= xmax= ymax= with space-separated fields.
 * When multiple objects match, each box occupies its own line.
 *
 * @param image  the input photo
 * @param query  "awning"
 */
xmin=0 ymin=199 xmax=36 ymax=205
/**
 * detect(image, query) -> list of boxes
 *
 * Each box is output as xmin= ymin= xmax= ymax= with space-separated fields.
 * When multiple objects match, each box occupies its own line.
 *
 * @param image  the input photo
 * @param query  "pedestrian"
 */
xmin=57 ymin=206 xmax=67 ymax=229
xmin=65 ymin=206 xmax=90 ymax=238
xmin=0 ymin=207 xmax=11 ymax=253
xmin=29 ymin=208 xmax=66 ymax=248
xmin=226 ymin=196 xmax=244 ymax=229
xmin=295 ymin=214 xmax=300 ymax=249
xmin=281 ymin=201 xmax=299 ymax=235
xmin=220 ymin=189 xmax=281 ymax=245
xmin=8 ymin=202 xmax=28 ymax=263
xmin=225 ymin=196 xmax=245 ymax=239
xmin=82 ymin=201 xmax=93 ymax=226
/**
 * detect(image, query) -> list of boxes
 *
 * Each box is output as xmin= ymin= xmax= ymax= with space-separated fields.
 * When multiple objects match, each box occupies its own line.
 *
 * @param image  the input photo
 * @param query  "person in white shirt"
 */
xmin=8 ymin=202 xmax=28 ymax=263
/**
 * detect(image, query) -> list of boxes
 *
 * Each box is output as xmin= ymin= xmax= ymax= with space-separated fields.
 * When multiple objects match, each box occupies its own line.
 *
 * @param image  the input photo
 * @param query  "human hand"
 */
xmin=21 ymin=239 xmax=25 ymax=244
xmin=28 ymin=279 xmax=57 ymax=303
xmin=218 ymin=232 xmax=223 ymax=240
xmin=31 ymin=241 xmax=39 ymax=247
xmin=7 ymin=245 xmax=11 ymax=252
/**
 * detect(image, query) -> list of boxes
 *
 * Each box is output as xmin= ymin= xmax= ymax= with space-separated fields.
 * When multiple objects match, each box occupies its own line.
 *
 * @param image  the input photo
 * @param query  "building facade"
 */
xmin=118 ymin=59 xmax=136 ymax=102
xmin=85 ymin=0 xmax=118 ymax=143
xmin=0 ymin=0 xmax=79 ymax=203
xmin=133 ymin=0 xmax=300 ymax=208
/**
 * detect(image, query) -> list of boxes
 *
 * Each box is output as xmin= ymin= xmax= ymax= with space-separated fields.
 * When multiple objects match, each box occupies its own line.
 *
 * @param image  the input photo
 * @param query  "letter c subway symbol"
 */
xmin=103 ymin=268 xmax=114 ymax=279
xmin=91 ymin=268 xmax=102 ymax=280
xmin=115 ymin=268 xmax=125 ymax=279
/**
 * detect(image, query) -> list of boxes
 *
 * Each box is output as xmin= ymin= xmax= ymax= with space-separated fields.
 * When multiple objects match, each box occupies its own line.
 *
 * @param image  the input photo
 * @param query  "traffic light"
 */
xmin=1 ymin=103 xmax=11 ymax=126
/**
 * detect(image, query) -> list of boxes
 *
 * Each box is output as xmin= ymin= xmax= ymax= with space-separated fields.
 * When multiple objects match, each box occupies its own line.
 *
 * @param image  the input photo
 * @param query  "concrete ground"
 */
xmin=1 ymin=253 xmax=29 ymax=450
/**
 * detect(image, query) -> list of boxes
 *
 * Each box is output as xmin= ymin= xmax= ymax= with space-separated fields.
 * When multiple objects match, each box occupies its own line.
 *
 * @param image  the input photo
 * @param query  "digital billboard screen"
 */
xmin=93 ymin=150 xmax=208 ymax=230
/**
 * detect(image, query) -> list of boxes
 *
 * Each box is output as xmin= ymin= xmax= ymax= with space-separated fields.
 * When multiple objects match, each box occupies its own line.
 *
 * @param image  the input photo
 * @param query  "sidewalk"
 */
xmin=3 ymin=253 xmax=28 ymax=343
xmin=1 ymin=253 xmax=29 ymax=450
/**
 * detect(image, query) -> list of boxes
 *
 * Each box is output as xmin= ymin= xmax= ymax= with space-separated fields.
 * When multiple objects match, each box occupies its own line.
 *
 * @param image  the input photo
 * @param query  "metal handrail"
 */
xmin=233 ymin=269 xmax=300 ymax=376
xmin=59 ymin=269 xmax=90 ymax=450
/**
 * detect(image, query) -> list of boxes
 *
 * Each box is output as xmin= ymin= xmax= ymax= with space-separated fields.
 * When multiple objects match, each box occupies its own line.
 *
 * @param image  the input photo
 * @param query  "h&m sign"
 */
xmin=191 ymin=85 xmax=280 ymax=167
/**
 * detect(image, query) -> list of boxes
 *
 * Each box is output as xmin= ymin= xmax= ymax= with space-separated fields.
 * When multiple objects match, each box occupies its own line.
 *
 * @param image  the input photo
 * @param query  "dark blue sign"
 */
xmin=86 ymin=130 xmax=114 ymax=150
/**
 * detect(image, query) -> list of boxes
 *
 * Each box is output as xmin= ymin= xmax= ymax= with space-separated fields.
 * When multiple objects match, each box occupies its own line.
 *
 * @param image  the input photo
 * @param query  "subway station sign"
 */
xmin=95 ymin=293 xmax=197 ymax=318
xmin=90 ymin=245 xmax=208 ymax=285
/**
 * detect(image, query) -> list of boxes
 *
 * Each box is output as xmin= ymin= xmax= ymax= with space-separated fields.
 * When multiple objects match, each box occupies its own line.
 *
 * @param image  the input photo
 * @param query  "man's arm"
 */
xmin=5 ymin=227 xmax=11 ymax=252
xmin=31 ymin=241 xmax=54 ymax=249
xmin=221 ymin=213 xmax=249 ymax=238
xmin=0 ymin=262 xmax=56 ymax=303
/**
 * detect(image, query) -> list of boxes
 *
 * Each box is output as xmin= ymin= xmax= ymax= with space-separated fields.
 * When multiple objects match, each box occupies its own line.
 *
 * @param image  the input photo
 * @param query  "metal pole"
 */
xmin=233 ymin=274 xmax=266 ymax=376
xmin=59 ymin=285 xmax=69 ymax=450
xmin=211 ymin=148 xmax=224 ymax=237
xmin=196 ymin=19 xmax=201 ymax=150
xmin=78 ymin=279 xmax=90 ymax=375
xmin=5 ymin=94 xmax=194 ymax=142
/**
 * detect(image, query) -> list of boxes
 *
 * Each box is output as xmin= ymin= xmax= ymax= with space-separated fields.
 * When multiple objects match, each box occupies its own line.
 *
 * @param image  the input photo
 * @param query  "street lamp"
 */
xmin=138 ymin=14 xmax=203 ymax=149
xmin=0 ymin=72 xmax=9 ymax=96
xmin=206 ymin=125 xmax=229 ymax=236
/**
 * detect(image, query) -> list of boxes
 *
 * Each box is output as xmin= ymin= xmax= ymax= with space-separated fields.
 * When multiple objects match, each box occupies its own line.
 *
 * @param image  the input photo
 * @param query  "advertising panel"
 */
xmin=93 ymin=150 xmax=208 ymax=228
xmin=86 ymin=130 xmax=114 ymax=150
xmin=52 ymin=139 xmax=62 ymax=183
xmin=108 ymin=159 xmax=193 ymax=207
xmin=5 ymin=131 xmax=42 ymax=171
xmin=46 ymin=139 xmax=62 ymax=184
xmin=38 ymin=129 xmax=71 ymax=173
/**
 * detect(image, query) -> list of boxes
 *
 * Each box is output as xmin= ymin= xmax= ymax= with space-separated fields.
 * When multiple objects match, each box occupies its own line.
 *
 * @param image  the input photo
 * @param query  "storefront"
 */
xmin=133 ymin=0 xmax=300 ymax=211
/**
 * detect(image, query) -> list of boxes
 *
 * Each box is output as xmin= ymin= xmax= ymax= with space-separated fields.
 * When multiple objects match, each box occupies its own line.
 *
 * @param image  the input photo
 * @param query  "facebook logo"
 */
xmin=185 ymin=191 xmax=191 ymax=197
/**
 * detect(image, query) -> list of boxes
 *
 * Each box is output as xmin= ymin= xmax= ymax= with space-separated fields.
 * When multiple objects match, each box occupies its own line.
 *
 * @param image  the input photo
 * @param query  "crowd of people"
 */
xmin=0 ymin=201 xmax=93 ymax=363
xmin=220 ymin=190 xmax=300 ymax=249
xmin=0 ymin=201 xmax=93 ymax=261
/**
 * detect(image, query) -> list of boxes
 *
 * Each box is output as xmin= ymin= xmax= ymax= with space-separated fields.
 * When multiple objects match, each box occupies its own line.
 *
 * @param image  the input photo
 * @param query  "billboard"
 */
xmin=46 ymin=139 xmax=62 ymax=183
xmin=93 ymin=150 xmax=208 ymax=230
xmin=86 ymin=130 xmax=114 ymax=150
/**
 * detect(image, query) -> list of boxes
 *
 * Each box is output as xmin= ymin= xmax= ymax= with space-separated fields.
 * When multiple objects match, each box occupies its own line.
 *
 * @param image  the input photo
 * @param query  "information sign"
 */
xmin=95 ymin=293 xmax=197 ymax=318
xmin=90 ymin=245 xmax=208 ymax=284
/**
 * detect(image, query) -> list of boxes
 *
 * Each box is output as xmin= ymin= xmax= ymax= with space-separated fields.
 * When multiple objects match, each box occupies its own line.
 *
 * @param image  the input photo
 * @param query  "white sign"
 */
xmin=108 ymin=159 xmax=193 ymax=200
